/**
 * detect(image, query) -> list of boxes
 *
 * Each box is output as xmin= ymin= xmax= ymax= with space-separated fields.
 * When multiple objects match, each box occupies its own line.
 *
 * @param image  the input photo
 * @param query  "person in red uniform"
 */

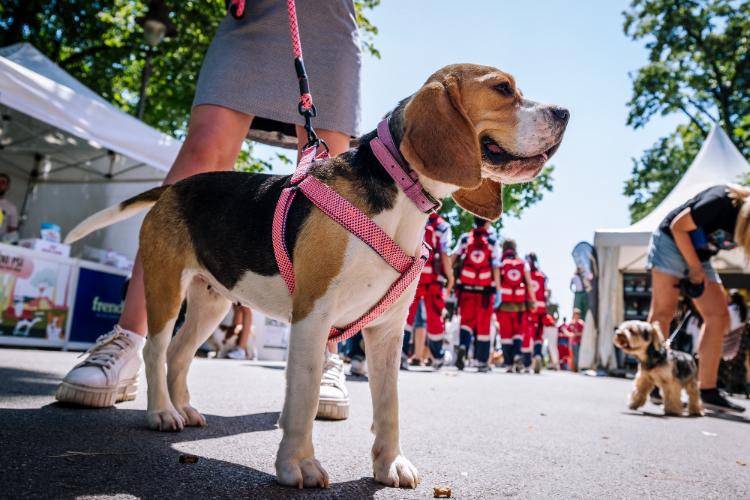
xmin=557 ymin=317 xmax=572 ymax=370
xmin=567 ymin=308 xmax=585 ymax=371
xmin=403 ymin=213 xmax=454 ymax=370
xmin=523 ymin=253 xmax=548 ymax=374
xmin=496 ymin=239 xmax=537 ymax=372
xmin=452 ymin=217 xmax=501 ymax=372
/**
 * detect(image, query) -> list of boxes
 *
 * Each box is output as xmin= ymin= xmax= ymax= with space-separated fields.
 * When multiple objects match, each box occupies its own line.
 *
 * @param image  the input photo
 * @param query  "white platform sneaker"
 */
xmin=316 ymin=351 xmax=350 ymax=420
xmin=56 ymin=326 xmax=144 ymax=407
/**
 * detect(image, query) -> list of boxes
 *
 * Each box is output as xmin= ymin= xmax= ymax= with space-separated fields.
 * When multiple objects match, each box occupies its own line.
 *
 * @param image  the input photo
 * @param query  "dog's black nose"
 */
xmin=551 ymin=106 xmax=570 ymax=123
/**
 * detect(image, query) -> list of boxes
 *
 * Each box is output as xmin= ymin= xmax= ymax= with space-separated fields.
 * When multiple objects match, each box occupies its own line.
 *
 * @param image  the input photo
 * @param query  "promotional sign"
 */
xmin=68 ymin=267 xmax=127 ymax=345
xmin=0 ymin=246 xmax=72 ymax=344
xmin=254 ymin=312 xmax=290 ymax=361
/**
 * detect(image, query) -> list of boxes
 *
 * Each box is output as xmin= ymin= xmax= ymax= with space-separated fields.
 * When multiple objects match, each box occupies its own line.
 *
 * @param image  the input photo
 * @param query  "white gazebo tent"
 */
xmin=0 ymin=43 xmax=181 ymax=258
xmin=586 ymin=125 xmax=750 ymax=370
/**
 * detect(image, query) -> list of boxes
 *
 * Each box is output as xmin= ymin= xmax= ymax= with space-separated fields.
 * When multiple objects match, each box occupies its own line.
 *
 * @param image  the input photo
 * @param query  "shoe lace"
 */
xmin=77 ymin=326 xmax=132 ymax=370
xmin=321 ymin=356 xmax=343 ymax=387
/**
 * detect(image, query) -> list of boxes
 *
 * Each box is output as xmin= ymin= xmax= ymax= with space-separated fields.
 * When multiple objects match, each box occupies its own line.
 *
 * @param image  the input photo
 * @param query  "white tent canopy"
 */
xmin=0 ymin=43 xmax=182 ymax=258
xmin=586 ymin=125 xmax=750 ymax=370
xmin=0 ymin=43 xmax=180 ymax=177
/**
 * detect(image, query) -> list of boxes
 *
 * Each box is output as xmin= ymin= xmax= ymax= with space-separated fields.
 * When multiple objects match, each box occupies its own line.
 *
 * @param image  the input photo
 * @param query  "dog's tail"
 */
xmin=64 ymin=186 xmax=170 ymax=244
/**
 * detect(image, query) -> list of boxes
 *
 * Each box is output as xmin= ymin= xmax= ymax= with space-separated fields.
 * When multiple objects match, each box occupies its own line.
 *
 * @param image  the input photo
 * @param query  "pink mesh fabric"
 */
xmin=272 ymin=145 xmax=428 ymax=343
xmin=299 ymin=176 xmax=414 ymax=274
xmin=326 ymin=243 xmax=429 ymax=345
xmin=272 ymin=187 xmax=298 ymax=294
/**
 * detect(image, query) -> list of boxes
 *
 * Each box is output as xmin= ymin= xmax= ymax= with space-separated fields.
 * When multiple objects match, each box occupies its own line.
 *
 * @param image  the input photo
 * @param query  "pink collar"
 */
xmin=369 ymin=118 xmax=441 ymax=213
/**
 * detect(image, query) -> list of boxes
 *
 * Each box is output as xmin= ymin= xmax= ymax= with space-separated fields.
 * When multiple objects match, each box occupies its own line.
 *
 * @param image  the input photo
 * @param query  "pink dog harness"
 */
xmin=272 ymin=119 xmax=438 ymax=344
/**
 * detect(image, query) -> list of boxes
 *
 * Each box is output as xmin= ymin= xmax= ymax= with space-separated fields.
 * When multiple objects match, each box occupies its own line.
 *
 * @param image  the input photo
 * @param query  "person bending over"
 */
xmin=647 ymin=184 xmax=749 ymax=412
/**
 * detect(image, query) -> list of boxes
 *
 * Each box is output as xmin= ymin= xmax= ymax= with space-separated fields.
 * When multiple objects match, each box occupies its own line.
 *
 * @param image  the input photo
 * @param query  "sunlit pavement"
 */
xmin=1 ymin=348 xmax=748 ymax=499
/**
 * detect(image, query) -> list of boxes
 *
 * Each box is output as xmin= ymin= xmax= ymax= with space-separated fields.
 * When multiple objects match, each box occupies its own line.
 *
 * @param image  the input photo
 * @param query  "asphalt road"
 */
xmin=1 ymin=348 xmax=748 ymax=499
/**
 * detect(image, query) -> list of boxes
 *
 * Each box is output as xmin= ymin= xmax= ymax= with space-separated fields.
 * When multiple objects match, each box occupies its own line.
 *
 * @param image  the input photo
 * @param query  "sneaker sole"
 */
xmin=55 ymin=378 xmax=138 ymax=408
xmin=316 ymin=399 xmax=350 ymax=420
xmin=702 ymin=402 xmax=746 ymax=413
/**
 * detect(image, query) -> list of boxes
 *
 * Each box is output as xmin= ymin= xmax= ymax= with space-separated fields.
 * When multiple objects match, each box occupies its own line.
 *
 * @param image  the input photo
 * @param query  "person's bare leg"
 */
xmin=693 ymin=282 xmax=730 ymax=389
xmin=647 ymin=270 xmax=681 ymax=337
xmin=236 ymin=306 xmax=254 ymax=352
xmin=120 ymin=106 xmax=254 ymax=336
xmin=413 ymin=326 xmax=427 ymax=363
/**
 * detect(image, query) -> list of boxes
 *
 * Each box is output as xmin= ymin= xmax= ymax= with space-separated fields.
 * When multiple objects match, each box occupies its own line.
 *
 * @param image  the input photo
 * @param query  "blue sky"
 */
xmin=259 ymin=0 xmax=687 ymax=318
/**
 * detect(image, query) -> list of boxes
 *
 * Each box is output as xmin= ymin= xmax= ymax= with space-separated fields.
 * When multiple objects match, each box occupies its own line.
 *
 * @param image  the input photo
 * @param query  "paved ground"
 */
xmin=0 ymin=348 xmax=748 ymax=499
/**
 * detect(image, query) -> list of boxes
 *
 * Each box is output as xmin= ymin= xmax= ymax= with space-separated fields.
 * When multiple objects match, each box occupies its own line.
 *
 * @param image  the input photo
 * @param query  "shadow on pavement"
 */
xmin=0 ymin=364 xmax=387 ymax=499
xmin=0 ymin=366 xmax=63 ymax=397
xmin=705 ymin=410 xmax=750 ymax=424
xmin=0 ymin=404 xmax=386 ymax=499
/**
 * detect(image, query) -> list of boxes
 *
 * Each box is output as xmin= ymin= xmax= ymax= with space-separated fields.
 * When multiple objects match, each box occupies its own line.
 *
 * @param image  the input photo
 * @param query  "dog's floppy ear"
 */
xmin=452 ymin=179 xmax=503 ymax=221
xmin=401 ymin=75 xmax=482 ymax=188
xmin=650 ymin=322 xmax=664 ymax=350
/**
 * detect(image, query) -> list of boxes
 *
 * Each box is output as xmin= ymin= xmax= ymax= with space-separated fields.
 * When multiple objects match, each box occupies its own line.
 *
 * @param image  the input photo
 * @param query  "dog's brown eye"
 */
xmin=495 ymin=82 xmax=513 ymax=96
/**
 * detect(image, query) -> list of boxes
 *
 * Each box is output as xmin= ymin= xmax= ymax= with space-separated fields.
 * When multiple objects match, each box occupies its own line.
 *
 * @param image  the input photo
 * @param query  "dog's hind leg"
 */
xmin=363 ymin=314 xmax=420 ymax=489
xmin=275 ymin=312 xmax=331 ymax=489
xmin=685 ymin=378 xmax=704 ymax=416
xmin=140 ymin=191 xmax=195 ymax=432
xmin=628 ymin=369 xmax=653 ymax=410
xmin=167 ymin=277 xmax=231 ymax=427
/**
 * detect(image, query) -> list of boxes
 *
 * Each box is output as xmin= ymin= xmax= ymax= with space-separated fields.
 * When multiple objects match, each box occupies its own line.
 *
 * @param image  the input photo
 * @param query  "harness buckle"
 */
xmin=423 ymin=189 xmax=442 ymax=213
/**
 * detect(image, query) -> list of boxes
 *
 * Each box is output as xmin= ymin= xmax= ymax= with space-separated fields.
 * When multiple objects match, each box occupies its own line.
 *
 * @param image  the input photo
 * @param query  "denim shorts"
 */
xmin=646 ymin=229 xmax=721 ymax=283
xmin=413 ymin=299 xmax=426 ymax=328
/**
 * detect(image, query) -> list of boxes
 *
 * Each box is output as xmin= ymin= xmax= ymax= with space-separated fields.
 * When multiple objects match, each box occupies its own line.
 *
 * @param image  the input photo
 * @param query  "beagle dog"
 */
xmin=614 ymin=320 xmax=704 ymax=417
xmin=65 ymin=64 xmax=568 ymax=489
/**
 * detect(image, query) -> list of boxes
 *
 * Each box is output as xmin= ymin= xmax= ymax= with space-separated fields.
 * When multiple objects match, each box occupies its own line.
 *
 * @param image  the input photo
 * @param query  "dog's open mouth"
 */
xmin=614 ymin=333 xmax=630 ymax=350
xmin=481 ymin=136 xmax=559 ymax=166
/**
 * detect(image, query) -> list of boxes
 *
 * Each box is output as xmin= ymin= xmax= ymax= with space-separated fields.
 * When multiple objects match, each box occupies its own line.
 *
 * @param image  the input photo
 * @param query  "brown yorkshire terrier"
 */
xmin=614 ymin=320 xmax=704 ymax=417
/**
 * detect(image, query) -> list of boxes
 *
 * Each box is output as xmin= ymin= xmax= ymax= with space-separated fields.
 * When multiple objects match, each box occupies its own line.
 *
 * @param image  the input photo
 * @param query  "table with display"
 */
xmin=0 ymin=242 xmax=129 ymax=349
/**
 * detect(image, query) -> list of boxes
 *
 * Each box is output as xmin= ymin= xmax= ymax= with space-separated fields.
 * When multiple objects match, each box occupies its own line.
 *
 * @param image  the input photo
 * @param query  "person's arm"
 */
xmin=524 ymin=269 xmax=537 ymax=311
xmin=669 ymin=207 xmax=704 ymax=284
xmin=441 ymin=252 xmax=454 ymax=294
xmin=449 ymin=236 xmax=463 ymax=267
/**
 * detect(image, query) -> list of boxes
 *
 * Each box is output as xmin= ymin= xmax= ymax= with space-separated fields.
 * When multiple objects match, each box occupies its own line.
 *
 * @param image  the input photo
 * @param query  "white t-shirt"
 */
xmin=728 ymin=304 xmax=743 ymax=332
xmin=0 ymin=198 xmax=19 ymax=237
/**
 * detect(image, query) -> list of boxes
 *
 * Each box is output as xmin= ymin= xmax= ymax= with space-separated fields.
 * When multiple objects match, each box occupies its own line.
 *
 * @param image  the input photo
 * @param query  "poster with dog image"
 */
xmin=0 ymin=246 xmax=72 ymax=343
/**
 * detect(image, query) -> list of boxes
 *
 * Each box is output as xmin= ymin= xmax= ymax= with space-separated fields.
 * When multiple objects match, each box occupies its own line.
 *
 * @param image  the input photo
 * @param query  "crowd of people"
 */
xmin=392 ymin=213 xmax=584 ymax=374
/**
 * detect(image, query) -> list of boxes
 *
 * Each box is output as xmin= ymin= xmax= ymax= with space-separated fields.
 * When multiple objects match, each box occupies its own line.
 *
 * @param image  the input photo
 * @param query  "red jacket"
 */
xmin=419 ymin=214 xmax=447 ymax=285
xmin=458 ymin=229 xmax=493 ymax=287
xmin=500 ymin=258 xmax=527 ymax=303
xmin=529 ymin=270 xmax=547 ymax=314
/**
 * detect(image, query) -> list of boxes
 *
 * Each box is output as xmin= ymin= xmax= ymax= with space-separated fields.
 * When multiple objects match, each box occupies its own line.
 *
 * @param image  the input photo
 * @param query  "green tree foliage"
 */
xmin=1 ymin=0 xmax=553 ymax=220
xmin=0 ymin=0 xmax=379 ymax=172
xmin=623 ymin=0 xmax=750 ymax=222
xmin=439 ymin=165 xmax=554 ymax=240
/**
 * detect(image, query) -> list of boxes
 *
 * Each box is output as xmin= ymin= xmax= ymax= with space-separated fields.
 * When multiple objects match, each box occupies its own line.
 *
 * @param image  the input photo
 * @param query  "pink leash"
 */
xmin=232 ymin=1 xmax=438 ymax=344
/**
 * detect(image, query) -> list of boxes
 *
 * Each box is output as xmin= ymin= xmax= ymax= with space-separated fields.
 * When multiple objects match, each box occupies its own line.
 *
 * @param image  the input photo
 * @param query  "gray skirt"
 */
xmin=193 ymin=0 xmax=362 ymax=149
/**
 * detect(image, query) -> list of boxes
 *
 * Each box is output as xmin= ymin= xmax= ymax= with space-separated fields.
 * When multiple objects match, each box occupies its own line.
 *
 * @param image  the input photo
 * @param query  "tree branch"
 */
xmin=685 ymin=96 xmax=719 ymax=123
xmin=677 ymin=103 xmax=707 ymax=135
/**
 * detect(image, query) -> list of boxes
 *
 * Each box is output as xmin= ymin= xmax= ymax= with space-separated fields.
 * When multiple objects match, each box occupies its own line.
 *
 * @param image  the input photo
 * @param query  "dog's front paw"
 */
xmin=688 ymin=405 xmax=705 ymax=417
xmin=373 ymin=454 xmax=420 ymax=489
xmin=276 ymin=457 xmax=330 ymax=489
xmin=628 ymin=392 xmax=646 ymax=411
xmin=176 ymin=405 xmax=207 ymax=427
xmin=146 ymin=406 xmax=186 ymax=432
